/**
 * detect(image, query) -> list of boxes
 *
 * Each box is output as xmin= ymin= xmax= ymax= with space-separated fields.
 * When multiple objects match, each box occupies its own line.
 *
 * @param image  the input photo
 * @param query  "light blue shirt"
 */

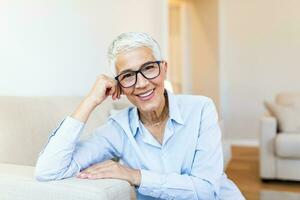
xmin=35 ymin=91 xmax=244 ymax=200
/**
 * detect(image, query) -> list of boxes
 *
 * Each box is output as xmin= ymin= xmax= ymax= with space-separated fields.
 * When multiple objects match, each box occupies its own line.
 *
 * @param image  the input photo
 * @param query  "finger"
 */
xmin=107 ymin=88 xmax=115 ymax=100
xmin=106 ymin=82 xmax=115 ymax=95
xmin=88 ymin=167 xmax=111 ymax=176
xmin=80 ymin=160 xmax=115 ymax=174
xmin=113 ymin=85 xmax=119 ymax=100
xmin=80 ymin=163 xmax=101 ymax=174
xmin=117 ymin=84 xmax=122 ymax=99
xmin=87 ymin=170 xmax=113 ymax=180
xmin=90 ymin=161 xmax=117 ymax=173
xmin=112 ymin=80 xmax=120 ymax=100
xmin=77 ymin=160 xmax=118 ymax=179
xmin=77 ymin=173 xmax=89 ymax=179
xmin=78 ymin=171 xmax=110 ymax=179
xmin=109 ymin=82 xmax=118 ymax=99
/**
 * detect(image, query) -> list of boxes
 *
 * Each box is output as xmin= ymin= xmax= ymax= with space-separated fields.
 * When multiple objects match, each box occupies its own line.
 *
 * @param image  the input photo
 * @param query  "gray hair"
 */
xmin=107 ymin=32 xmax=162 ymax=74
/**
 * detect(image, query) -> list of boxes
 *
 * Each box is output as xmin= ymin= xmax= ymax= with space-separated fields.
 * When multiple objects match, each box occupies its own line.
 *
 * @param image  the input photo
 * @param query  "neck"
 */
xmin=139 ymin=93 xmax=169 ymax=126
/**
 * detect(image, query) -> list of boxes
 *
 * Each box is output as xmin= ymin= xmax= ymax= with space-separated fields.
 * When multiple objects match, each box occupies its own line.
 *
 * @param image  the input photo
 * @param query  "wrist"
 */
xmin=71 ymin=96 xmax=99 ymax=123
xmin=131 ymin=169 xmax=141 ymax=186
xmin=83 ymin=95 xmax=102 ymax=108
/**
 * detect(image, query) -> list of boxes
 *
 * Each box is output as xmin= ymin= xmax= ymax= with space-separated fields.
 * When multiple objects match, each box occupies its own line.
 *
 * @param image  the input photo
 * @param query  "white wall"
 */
xmin=168 ymin=0 xmax=220 ymax=107
xmin=219 ymin=0 xmax=300 ymax=141
xmin=0 ymin=0 xmax=168 ymax=96
xmin=191 ymin=0 xmax=219 ymax=109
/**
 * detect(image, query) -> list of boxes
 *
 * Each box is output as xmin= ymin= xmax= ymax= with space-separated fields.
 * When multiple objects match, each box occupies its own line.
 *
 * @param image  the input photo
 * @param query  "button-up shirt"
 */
xmin=35 ymin=91 xmax=244 ymax=200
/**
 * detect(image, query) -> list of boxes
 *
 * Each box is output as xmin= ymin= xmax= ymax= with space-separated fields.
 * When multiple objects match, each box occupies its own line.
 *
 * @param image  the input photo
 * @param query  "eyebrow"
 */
xmin=118 ymin=69 xmax=134 ymax=75
xmin=118 ymin=60 xmax=155 ymax=75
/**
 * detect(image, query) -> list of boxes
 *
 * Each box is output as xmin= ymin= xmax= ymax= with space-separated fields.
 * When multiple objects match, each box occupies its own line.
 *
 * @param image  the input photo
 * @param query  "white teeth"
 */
xmin=138 ymin=90 xmax=153 ymax=97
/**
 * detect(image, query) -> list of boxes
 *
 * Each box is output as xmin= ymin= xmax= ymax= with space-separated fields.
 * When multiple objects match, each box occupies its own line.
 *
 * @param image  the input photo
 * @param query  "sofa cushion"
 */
xmin=264 ymin=101 xmax=300 ymax=133
xmin=0 ymin=96 xmax=113 ymax=166
xmin=0 ymin=163 xmax=135 ymax=200
xmin=275 ymin=133 xmax=300 ymax=159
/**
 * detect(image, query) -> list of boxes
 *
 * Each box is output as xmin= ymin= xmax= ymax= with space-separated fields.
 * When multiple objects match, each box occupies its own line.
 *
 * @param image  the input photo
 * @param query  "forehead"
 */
xmin=115 ymin=47 xmax=155 ymax=73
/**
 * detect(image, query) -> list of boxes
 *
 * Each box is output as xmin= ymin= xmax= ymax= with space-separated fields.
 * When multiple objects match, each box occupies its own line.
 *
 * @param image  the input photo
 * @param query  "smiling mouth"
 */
xmin=136 ymin=89 xmax=155 ymax=100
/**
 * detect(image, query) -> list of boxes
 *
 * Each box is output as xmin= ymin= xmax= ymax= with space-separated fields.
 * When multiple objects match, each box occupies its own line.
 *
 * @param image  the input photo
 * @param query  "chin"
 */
xmin=136 ymin=93 xmax=164 ymax=113
xmin=137 ymin=103 xmax=159 ymax=113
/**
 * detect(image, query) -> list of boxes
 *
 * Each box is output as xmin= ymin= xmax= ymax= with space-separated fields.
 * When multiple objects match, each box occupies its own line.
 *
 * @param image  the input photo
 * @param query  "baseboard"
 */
xmin=224 ymin=139 xmax=259 ymax=147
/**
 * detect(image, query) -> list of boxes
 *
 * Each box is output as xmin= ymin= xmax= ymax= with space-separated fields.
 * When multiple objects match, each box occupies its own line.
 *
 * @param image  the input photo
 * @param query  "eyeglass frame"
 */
xmin=114 ymin=60 xmax=163 ymax=88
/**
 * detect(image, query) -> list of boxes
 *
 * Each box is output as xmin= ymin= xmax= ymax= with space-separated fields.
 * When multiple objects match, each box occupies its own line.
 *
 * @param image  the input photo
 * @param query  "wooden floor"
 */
xmin=225 ymin=146 xmax=300 ymax=200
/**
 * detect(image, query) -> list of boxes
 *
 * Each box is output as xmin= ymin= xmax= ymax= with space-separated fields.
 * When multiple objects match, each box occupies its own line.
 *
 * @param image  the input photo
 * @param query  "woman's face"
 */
xmin=115 ymin=47 xmax=167 ymax=113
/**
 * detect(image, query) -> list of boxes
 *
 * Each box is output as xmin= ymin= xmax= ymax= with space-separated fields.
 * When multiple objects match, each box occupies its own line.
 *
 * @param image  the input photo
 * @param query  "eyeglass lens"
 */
xmin=117 ymin=61 xmax=160 ymax=88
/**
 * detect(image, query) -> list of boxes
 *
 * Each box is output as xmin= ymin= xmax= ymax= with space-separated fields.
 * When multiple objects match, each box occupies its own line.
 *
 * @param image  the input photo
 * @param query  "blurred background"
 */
xmin=1 ymin=0 xmax=300 ymax=199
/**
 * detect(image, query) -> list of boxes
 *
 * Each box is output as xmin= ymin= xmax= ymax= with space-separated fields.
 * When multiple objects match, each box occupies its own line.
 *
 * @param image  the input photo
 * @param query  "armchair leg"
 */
xmin=261 ymin=178 xmax=273 ymax=183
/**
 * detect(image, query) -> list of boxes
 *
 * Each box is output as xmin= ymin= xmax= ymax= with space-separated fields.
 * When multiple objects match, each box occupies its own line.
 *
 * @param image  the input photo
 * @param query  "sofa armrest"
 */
xmin=259 ymin=115 xmax=277 ymax=179
xmin=0 ymin=163 xmax=136 ymax=200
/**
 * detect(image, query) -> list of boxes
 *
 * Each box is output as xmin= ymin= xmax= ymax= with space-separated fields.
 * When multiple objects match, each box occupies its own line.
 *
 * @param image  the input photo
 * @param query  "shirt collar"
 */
xmin=167 ymin=90 xmax=184 ymax=126
xmin=130 ymin=106 xmax=140 ymax=137
xmin=129 ymin=89 xmax=184 ymax=137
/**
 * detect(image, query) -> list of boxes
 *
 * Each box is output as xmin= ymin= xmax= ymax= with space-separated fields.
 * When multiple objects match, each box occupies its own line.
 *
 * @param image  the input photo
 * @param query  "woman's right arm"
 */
xmin=35 ymin=75 xmax=122 ymax=181
xmin=72 ymin=74 xmax=121 ymax=123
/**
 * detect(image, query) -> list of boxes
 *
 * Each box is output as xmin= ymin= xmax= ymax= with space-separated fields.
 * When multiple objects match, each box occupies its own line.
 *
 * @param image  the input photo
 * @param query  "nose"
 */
xmin=135 ymin=72 xmax=149 ymax=88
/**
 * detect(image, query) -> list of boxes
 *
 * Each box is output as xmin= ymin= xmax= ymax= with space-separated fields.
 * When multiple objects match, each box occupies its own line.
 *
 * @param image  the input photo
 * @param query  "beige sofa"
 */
xmin=0 ymin=95 xmax=231 ymax=199
xmin=260 ymin=93 xmax=300 ymax=181
xmin=0 ymin=96 xmax=135 ymax=200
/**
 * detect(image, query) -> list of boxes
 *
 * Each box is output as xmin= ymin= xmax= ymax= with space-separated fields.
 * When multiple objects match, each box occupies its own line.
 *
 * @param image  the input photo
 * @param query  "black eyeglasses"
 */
xmin=115 ymin=61 xmax=162 ymax=88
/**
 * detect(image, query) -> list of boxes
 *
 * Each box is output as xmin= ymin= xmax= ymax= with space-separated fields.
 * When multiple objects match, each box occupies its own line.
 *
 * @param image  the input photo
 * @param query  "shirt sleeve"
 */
xmin=137 ymin=99 xmax=223 ymax=200
xmin=35 ymin=116 xmax=124 ymax=182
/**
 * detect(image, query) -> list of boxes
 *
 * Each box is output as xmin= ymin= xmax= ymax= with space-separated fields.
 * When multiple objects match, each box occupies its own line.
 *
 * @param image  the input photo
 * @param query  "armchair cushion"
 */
xmin=275 ymin=133 xmax=300 ymax=159
xmin=264 ymin=101 xmax=300 ymax=133
xmin=276 ymin=92 xmax=300 ymax=107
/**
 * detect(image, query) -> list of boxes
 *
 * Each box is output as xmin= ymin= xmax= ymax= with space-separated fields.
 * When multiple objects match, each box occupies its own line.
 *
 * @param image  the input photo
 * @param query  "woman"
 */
xmin=35 ymin=32 xmax=244 ymax=199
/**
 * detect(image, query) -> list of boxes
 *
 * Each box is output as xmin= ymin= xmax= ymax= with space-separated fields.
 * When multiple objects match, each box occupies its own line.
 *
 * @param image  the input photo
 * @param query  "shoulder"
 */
xmin=173 ymin=94 xmax=214 ymax=109
xmin=108 ymin=106 xmax=133 ymax=122
xmin=106 ymin=106 xmax=136 ymax=133
xmin=171 ymin=94 xmax=218 ymax=124
xmin=90 ymin=107 xmax=131 ymax=134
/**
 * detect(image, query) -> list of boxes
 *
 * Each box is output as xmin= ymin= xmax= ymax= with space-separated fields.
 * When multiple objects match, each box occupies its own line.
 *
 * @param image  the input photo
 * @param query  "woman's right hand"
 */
xmin=71 ymin=74 xmax=122 ymax=123
xmin=85 ymin=74 xmax=122 ymax=106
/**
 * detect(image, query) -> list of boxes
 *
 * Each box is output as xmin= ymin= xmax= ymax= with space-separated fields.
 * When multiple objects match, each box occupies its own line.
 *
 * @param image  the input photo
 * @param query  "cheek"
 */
xmin=153 ymin=76 xmax=165 ymax=89
xmin=122 ymin=89 xmax=136 ymax=102
xmin=122 ymin=87 xmax=134 ymax=95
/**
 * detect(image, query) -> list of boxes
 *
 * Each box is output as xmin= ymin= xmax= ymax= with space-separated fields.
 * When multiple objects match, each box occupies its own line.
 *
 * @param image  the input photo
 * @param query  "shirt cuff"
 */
xmin=38 ymin=116 xmax=85 ymax=156
xmin=138 ymin=170 xmax=166 ymax=197
xmin=57 ymin=116 xmax=85 ymax=140
xmin=46 ymin=116 xmax=85 ymax=146
xmin=65 ymin=116 xmax=85 ymax=126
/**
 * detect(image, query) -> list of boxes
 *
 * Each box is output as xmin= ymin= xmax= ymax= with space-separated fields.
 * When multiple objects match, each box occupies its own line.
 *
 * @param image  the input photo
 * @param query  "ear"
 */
xmin=162 ymin=61 xmax=168 ymax=77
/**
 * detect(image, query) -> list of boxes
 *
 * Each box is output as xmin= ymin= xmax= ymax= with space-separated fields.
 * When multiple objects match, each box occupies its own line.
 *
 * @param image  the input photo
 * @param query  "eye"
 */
xmin=119 ymin=71 xmax=135 ymax=81
xmin=144 ymin=64 xmax=156 ymax=71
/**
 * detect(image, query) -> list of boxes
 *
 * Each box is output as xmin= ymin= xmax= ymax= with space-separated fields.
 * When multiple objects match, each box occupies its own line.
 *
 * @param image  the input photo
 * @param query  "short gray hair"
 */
xmin=107 ymin=32 xmax=162 ymax=74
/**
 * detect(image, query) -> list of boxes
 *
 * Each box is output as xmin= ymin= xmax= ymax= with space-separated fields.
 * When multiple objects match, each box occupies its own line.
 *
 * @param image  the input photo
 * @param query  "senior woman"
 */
xmin=35 ymin=32 xmax=244 ymax=200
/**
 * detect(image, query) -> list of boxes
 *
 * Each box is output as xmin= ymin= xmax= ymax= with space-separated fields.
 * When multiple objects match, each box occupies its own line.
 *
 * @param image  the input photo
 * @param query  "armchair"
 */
xmin=260 ymin=93 xmax=300 ymax=181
